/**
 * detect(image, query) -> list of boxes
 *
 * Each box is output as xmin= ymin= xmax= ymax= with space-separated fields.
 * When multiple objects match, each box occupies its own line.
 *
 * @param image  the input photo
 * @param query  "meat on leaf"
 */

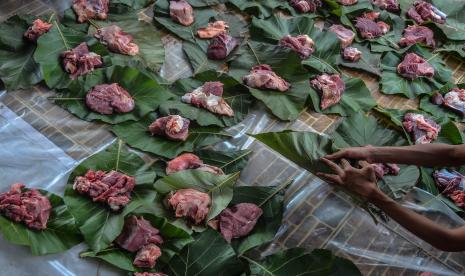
xmin=166 ymin=153 xmax=224 ymax=175
xmin=148 ymin=115 xmax=190 ymax=142
xmin=85 ymin=83 xmax=135 ymax=115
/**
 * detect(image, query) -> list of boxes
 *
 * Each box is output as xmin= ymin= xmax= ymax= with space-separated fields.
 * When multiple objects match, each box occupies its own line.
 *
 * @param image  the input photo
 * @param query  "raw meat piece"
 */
xmin=218 ymin=203 xmax=263 ymax=243
xmin=24 ymin=19 xmax=53 ymax=42
xmin=134 ymin=273 xmax=167 ymax=276
xmin=167 ymin=188 xmax=211 ymax=224
xmin=133 ymin=243 xmax=162 ymax=268
xmin=0 ymin=184 xmax=51 ymax=230
xmin=363 ymin=11 xmax=381 ymax=20
xmin=402 ymin=113 xmax=441 ymax=144
xmin=197 ymin=21 xmax=229 ymax=39
xmin=433 ymin=88 xmax=465 ymax=116
xmin=243 ymin=64 xmax=290 ymax=92
xmin=407 ymin=1 xmax=446 ymax=25
xmin=73 ymin=169 xmax=135 ymax=211
xmin=399 ymin=25 xmax=435 ymax=48
xmin=329 ymin=24 xmax=355 ymax=48
xmin=166 ymin=153 xmax=224 ymax=175
xmin=450 ymin=190 xmax=465 ymax=209
xmin=342 ymin=47 xmax=362 ymax=62
xmin=170 ymin=0 xmax=194 ymax=26
xmin=355 ymin=16 xmax=389 ymax=39
xmin=279 ymin=34 xmax=315 ymax=59
xmin=94 ymin=25 xmax=139 ymax=56
xmin=397 ymin=53 xmax=434 ymax=80
xmin=207 ymin=32 xmax=238 ymax=60
xmin=372 ymin=163 xmax=400 ymax=178
xmin=148 ymin=115 xmax=190 ymax=142
xmin=116 ymin=216 xmax=163 ymax=252
xmin=181 ymin=81 xmax=234 ymax=116
xmin=338 ymin=0 xmax=357 ymax=5
xmin=61 ymin=42 xmax=102 ymax=80
xmin=310 ymin=74 xmax=345 ymax=110
xmin=85 ymin=83 xmax=135 ymax=115
xmin=372 ymin=0 xmax=399 ymax=12
xmin=433 ymin=169 xmax=465 ymax=195
xmin=431 ymin=92 xmax=444 ymax=105
xmin=289 ymin=0 xmax=322 ymax=13
xmin=72 ymin=0 xmax=109 ymax=23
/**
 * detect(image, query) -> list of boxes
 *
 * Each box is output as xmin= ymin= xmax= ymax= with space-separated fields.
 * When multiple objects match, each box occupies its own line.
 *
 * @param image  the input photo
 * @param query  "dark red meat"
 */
xmin=440 ymin=88 xmax=465 ymax=116
xmin=372 ymin=0 xmax=399 ymax=12
xmin=0 ymin=184 xmax=51 ymax=230
xmin=148 ymin=115 xmax=190 ymax=142
xmin=72 ymin=0 xmax=109 ymax=23
xmin=372 ymin=163 xmax=400 ymax=179
xmin=407 ymin=1 xmax=446 ymax=25
xmin=397 ymin=53 xmax=434 ymax=80
xmin=218 ymin=203 xmax=262 ymax=243
xmin=181 ymin=81 xmax=234 ymax=116
xmin=342 ymin=47 xmax=362 ymax=62
xmin=243 ymin=64 xmax=290 ymax=92
xmin=279 ymin=34 xmax=315 ymax=59
xmin=310 ymin=74 xmax=345 ymax=110
xmin=133 ymin=243 xmax=162 ymax=268
xmin=94 ymin=25 xmax=139 ymax=56
xmin=24 ymin=19 xmax=53 ymax=42
xmin=355 ymin=17 xmax=389 ymax=39
xmin=402 ymin=113 xmax=440 ymax=144
xmin=197 ymin=21 xmax=228 ymax=39
xmin=338 ymin=0 xmax=357 ymax=5
xmin=399 ymin=25 xmax=435 ymax=48
xmin=288 ymin=0 xmax=322 ymax=13
xmin=450 ymin=190 xmax=465 ymax=209
xmin=329 ymin=24 xmax=356 ymax=48
xmin=207 ymin=32 xmax=238 ymax=60
xmin=170 ymin=0 xmax=194 ymax=26
xmin=167 ymin=188 xmax=211 ymax=224
xmin=85 ymin=83 xmax=135 ymax=115
xmin=116 ymin=216 xmax=163 ymax=252
xmin=166 ymin=153 xmax=224 ymax=175
xmin=73 ymin=169 xmax=135 ymax=211
xmin=61 ymin=42 xmax=102 ymax=80
xmin=433 ymin=169 xmax=464 ymax=195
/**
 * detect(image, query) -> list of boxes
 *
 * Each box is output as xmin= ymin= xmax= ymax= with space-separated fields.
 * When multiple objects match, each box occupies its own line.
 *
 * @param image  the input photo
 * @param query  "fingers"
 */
xmin=325 ymin=150 xmax=345 ymax=160
xmin=316 ymin=173 xmax=342 ymax=185
xmin=320 ymin=157 xmax=344 ymax=175
xmin=358 ymin=160 xmax=370 ymax=168
xmin=340 ymin=159 xmax=352 ymax=169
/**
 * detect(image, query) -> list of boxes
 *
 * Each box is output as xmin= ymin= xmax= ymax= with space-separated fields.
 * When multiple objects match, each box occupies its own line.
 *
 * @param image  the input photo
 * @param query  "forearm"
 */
xmin=370 ymin=144 xmax=464 ymax=167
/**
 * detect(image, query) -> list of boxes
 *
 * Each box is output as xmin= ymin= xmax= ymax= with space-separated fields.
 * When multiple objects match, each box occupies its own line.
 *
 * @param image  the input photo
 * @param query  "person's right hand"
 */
xmin=325 ymin=146 xmax=375 ymax=163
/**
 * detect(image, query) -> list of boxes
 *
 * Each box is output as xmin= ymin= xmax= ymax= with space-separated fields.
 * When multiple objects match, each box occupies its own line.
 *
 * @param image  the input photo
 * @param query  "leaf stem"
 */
xmin=380 ymin=36 xmax=400 ymax=50
xmin=426 ymin=52 xmax=440 ymax=62
xmin=247 ymin=42 xmax=261 ymax=65
xmin=115 ymin=139 xmax=123 ymax=172
xmin=88 ymin=19 xmax=101 ymax=30
xmin=54 ymin=20 xmax=70 ymax=50
xmin=47 ymin=13 xmax=55 ymax=23
xmin=258 ymin=180 xmax=292 ymax=208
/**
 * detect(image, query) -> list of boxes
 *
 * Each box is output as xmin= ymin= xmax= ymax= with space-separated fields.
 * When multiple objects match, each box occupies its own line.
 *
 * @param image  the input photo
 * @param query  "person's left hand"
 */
xmin=316 ymin=158 xmax=382 ymax=202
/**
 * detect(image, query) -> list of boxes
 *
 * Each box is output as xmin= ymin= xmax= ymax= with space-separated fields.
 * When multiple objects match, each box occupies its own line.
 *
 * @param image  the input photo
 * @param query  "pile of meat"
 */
xmin=431 ymin=88 xmax=465 ymax=116
xmin=407 ymin=1 xmax=446 ymax=25
xmin=397 ymin=53 xmax=434 ymax=80
xmin=197 ymin=21 xmax=228 ymax=39
xmin=372 ymin=163 xmax=400 ymax=179
xmin=72 ymin=0 xmax=109 ymax=23
xmin=61 ymin=42 xmax=103 ymax=80
xmin=399 ymin=25 xmax=435 ymax=48
xmin=24 ymin=19 xmax=53 ymax=42
xmin=148 ymin=115 xmax=190 ymax=142
xmin=73 ymin=169 xmax=135 ymax=211
xmin=94 ymin=25 xmax=139 ymax=56
xmin=0 ymin=184 xmax=52 ymax=230
xmin=355 ymin=11 xmax=390 ymax=39
xmin=181 ymin=81 xmax=234 ymax=117
xmin=170 ymin=0 xmax=194 ymax=26
xmin=337 ymin=0 xmax=358 ymax=5
xmin=166 ymin=153 xmax=224 ymax=175
xmin=402 ymin=113 xmax=441 ymax=144
xmin=372 ymin=0 xmax=399 ymax=12
xmin=279 ymin=34 xmax=315 ymax=59
xmin=85 ymin=83 xmax=135 ymax=115
xmin=310 ymin=74 xmax=346 ymax=110
xmin=329 ymin=24 xmax=355 ymax=48
xmin=116 ymin=216 xmax=164 ymax=268
xmin=343 ymin=47 xmax=362 ymax=62
xmin=243 ymin=64 xmax=290 ymax=92
xmin=207 ymin=33 xmax=238 ymax=60
xmin=167 ymin=189 xmax=211 ymax=224
xmin=288 ymin=0 xmax=322 ymax=13
xmin=433 ymin=169 xmax=465 ymax=208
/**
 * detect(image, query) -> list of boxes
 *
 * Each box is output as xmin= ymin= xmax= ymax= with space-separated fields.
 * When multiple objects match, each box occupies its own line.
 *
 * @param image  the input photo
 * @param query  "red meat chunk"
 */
xmin=207 ymin=32 xmax=238 ymax=60
xmin=0 ymin=184 xmax=51 ymax=230
xmin=342 ymin=47 xmax=362 ymax=62
xmin=148 ymin=115 xmax=190 ymax=142
xmin=197 ymin=21 xmax=228 ymax=39
xmin=170 ymin=0 xmax=194 ymax=26
xmin=355 ymin=16 xmax=389 ymax=39
xmin=181 ymin=81 xmax=234 ymax=117
xmin=73 ymin=169 xmax=135 ymax=211
xmin=94 ymin=25 xmax=139 ymax=56
xmin=243 ymin=64 xmax=290 ymax=92
xmin=397 ymin=53 xmax=434 ymax=80
xmin=433 ymin=169 xmax=464 ymax=195
xmin=310 ymin=74 xmax=345 ymax=110
xmin=218 ymin=203 xmax=262 ymax=243
xmin=329 ymin=24 xmax=355 ymax=48
xmin=402 ymin=113 xmax=440 ymax=144
xmin=85 ymin=83 xmax=135 ymax=115
xmin=167 ymin=188 xmax=211 ymax=224
xmin=407 ymin=1 xmax=446 ymax=25
xmin=166 ymin=153 xmax=224 ymax=175
xmin=116 ymin=216 xmax=163 ymax=252
xmin=279 ymin=34 xmax=315 ymax=59
xmin=450 ymin=190 xmax=465 ymax=209
xmin=133 ymin=243 xmax=162 ymax=268
xmin=372 ymin=163 xmax=400 ymax=179
xmin=288 ymin=0 xmax=322 ymax=13
xmin=399 ymin=25 xmax=435 ymax=48
xmin=72 ymin=0 xmax=109 ymax=23
xmin=338 ymin=0 xmax=358 ymax=5
xmin=61 ymin=42 xmax=102 ymax=80
xmin=432 ymin=88 xmax=465 ymax=116
xmin=372 ymin=0 xmax=399 ymax=12
xmin=24 ymin=19 xmax=53 ymax=42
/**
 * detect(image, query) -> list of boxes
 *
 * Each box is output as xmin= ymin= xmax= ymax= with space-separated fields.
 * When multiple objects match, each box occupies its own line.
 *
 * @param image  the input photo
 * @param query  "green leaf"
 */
xmin=0 ymin=15 xmax=43 ymax=90
xmin=420 ymin=83 xmax=465 ymax=123
xmin=229 ymin=41 xmax=311 ymax=121
xmin=159 ymin=70 xmax=253 ymax=127
xmin=111 ymin=114 xmax=232 ymax=159
xmin=154 ymin=170 xmax=240 ymax=228
xmin=380 ymin=45 xmax=452 ymax=98
xmin=307 ymin=76 xmax=376 ymax=116
xmin=0 ymin=189 xmax=82 ymax=255
xmin=244 ymin=248 xmax=361 ymax=276
xmin=195 ymin=149 xmax=251 ymax=174
xmin=165 ymin=229 xmax=245 ymax=275
xmin=64 ymin=141 xmax=158 ymax=252
xmin=227 ymin=0 xmax=297 ymax=19
xmin=426 ymin=0 xmax=465 ymax=41
xmin=336 ymin=43 xmax=382 ymax=76
xmin=323 ymin=0 xmax=373 ymax=17
xmin=437 ymin=41 xmax=465 ymax=58
xmin=53 ymin=66 xmax=174 ymax=124
xmin=112 ymin=0 xmax=154 ymax=9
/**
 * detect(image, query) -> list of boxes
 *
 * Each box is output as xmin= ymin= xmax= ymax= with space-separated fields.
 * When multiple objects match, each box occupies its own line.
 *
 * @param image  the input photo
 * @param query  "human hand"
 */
xmin=316 ymin=158 xmax=383 ymax=202
xmin=325 ymin=146 xmax=375 ymax=163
